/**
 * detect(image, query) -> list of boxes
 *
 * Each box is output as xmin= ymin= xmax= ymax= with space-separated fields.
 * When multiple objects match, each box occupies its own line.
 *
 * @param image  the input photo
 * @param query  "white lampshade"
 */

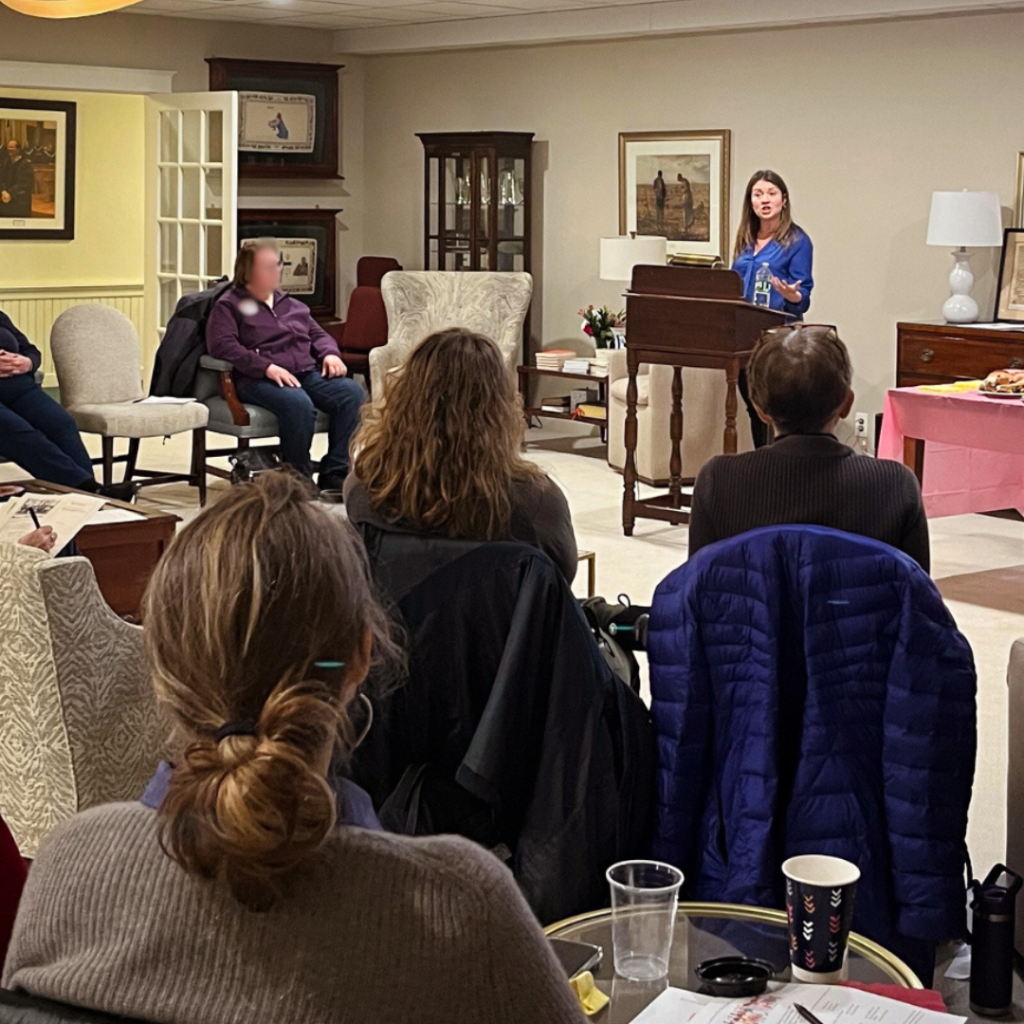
xmin=600 ymin=235 xmax=668 ymax=281
xmin=926 ymin=190 xmax=1003 ymax=247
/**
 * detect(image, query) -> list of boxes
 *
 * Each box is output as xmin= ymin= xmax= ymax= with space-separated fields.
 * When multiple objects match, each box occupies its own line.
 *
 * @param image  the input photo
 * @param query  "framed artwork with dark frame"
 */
xmin=238 ymin=208 xmax=338 ymax=320
xmin=0 ymin=97 xmax=76 ymax=240
xmin=619 ymin=129 xmax=730 ymax=262
xmin=995 ymin=227 xmax=1024 ymax=323
xmin=207 ymin=58 xmax=343 ymax=180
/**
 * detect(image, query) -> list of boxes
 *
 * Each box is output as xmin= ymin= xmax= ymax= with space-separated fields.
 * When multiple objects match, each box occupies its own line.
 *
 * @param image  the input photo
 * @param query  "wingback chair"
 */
xmin=371 ymin=271 xmax=532 ymax=393
xmin=605 ymin=349 xmax=753 ymax=485
xmin=0 ymin=544 xmax=165 ymax=856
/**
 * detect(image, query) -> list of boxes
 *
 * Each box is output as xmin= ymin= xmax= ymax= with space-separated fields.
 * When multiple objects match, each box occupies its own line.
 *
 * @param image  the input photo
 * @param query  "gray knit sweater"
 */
xmin=3 ymin=803 xmax=586 ymax=1024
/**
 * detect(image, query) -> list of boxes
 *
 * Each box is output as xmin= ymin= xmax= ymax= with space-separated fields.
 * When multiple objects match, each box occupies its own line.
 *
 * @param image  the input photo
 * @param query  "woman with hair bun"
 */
xmin=3 ymin=473 xmax=585 ymax=1024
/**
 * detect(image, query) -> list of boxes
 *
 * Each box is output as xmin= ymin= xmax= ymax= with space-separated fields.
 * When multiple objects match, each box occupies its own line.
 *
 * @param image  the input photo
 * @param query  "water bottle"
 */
xmin=969 ymin=864 xmax=1022 ymax=1016
xmin=753 ymin=262 xmax=772 ymax=307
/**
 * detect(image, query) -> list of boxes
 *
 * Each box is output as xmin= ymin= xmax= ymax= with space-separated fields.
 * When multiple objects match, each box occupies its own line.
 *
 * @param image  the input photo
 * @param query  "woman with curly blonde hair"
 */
xmin=345 ymin=328 xmax=578 ymax=582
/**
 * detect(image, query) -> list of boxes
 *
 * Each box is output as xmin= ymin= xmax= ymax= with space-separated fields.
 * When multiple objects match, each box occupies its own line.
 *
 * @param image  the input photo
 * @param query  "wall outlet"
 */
xmin=854 ymin=411 xmax=868 ymax=437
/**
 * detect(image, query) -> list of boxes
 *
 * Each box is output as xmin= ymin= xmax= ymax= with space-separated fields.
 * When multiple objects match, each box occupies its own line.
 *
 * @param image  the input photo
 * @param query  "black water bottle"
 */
xmin=970 ymin=864 xmax=1022 ymax=1016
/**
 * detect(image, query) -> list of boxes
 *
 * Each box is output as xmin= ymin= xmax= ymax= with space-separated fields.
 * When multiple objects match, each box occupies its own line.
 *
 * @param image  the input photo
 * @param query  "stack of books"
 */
xmin=540 ymin=395 xmax=572 ymax=414
xmin=536 ymin=349 xmax=575 ymax=370
xmin=588 ymin=358 xmax=610 ymax=378
xmin=563 ymin=357 xmax=591 ymax=375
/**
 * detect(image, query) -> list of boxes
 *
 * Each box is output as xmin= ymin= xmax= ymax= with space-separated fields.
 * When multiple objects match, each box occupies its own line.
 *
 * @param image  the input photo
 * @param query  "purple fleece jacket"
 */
xmin=205 ymin=286 xmax=340 ymax=387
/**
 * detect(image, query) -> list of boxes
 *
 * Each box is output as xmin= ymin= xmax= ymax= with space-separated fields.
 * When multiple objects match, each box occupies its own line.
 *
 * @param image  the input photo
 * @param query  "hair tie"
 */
xmin=215 ymin=718 xmax=258 ymax=742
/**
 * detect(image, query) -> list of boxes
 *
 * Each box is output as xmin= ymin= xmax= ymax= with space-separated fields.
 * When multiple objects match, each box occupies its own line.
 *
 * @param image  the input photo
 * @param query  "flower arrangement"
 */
xmin=578 ymin=305 xmax=626 ymax=349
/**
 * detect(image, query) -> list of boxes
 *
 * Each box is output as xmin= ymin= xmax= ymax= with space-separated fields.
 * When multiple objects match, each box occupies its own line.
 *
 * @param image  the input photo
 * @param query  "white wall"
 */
xmin=351 ymin=9 xmax=1024 ymax=428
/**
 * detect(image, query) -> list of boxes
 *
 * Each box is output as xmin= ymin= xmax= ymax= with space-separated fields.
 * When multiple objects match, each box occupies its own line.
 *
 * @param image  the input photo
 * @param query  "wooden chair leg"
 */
xmin=101 ymin=437 xmax=115 ymax=487
xmin=124 ymin=438 xmax=140 ymax=483
xmin=192 ymin=428 xmax=207 ymax=506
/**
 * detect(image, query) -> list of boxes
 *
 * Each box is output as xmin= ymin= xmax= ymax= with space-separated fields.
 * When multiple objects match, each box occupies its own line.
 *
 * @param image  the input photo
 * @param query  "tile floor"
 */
xmin=4 ymin=419 xmax=1022 ymax=994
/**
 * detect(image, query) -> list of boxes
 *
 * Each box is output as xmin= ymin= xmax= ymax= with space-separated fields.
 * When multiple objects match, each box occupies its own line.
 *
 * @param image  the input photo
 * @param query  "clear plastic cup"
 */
xmin=606 ymin=860 xmax=684 ymax=981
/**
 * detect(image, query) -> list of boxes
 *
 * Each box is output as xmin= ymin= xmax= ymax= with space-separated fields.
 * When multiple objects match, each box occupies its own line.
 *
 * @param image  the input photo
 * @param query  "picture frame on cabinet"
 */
xmin=207 ymin=58 xmax=343 ymax=180
xmin=994 ymin=227 xmax=1024 ymax=322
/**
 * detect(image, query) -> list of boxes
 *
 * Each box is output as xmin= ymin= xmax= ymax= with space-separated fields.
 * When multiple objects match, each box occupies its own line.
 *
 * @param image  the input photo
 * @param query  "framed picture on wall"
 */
xmin=0 ymin=98 xmax=76 ymax=240
xmin=238 ymin=208 xmax=337 ymax=319
xmin=1014 ymin=152 xmax=1024 ymax=227
xmin=995 ymin=227 xmax=1024 ymax=322
xmin=619 ymin=129 xmax=730 ymax=261
xmin=207 ymin=58 xmax=343 ymax=180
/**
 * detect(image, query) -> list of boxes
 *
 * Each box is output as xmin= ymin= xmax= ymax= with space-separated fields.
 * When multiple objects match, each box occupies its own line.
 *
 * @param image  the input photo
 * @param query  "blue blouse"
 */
xmin=732 ymin=228 xmax=814 ymax=318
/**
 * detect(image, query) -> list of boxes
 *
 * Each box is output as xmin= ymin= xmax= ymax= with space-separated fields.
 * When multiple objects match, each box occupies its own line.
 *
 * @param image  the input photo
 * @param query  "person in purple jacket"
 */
xmin=206 ymin=241 xmax=365 ymax=490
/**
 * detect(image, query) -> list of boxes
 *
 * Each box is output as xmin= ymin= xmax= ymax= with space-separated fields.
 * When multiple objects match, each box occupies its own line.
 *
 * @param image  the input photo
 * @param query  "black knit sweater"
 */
xmin=688 ymin=433 xmax=930 ymax=571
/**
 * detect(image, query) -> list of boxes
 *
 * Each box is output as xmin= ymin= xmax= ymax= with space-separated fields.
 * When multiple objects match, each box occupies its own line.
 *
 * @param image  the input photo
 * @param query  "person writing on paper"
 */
xmin=206 ymin=241 xmax=365 ymax=491
xmin=732 ymin=170 xmax=814 ymax=448
xmin=0 ymin=310 xmax=135 ymax=501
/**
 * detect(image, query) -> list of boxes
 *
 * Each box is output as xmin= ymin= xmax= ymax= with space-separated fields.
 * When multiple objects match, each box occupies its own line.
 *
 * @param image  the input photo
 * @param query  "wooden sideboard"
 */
xmin=897 ymin=320 xmax=1024 ymax=386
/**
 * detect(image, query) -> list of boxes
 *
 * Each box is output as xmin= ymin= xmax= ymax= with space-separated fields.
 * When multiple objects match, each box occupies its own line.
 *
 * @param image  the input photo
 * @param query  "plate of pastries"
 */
xmin=980 ymin=369 xmax=1024 ymax=396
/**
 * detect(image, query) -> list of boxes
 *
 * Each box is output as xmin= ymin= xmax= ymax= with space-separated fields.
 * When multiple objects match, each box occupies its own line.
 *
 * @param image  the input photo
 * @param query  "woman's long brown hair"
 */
xmin=352 ymin=328 xmax=541 ymax=539
xmin=143 ymin=472 xmax=402 ymax=910
xmin=732 ymin=169 xmax=799 ymax=261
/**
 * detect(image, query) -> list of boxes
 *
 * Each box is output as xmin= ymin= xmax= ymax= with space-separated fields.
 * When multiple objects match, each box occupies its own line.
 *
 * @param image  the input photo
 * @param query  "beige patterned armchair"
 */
xmin=0 ymin=544 xmax=165 ymax=855
xmin=371 ymin=271 xmax=532 ymax=393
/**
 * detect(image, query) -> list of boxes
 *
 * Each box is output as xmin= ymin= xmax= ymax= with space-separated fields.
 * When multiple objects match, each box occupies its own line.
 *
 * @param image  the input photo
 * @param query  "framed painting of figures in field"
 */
xmin=619 ymin=129 xmax=730 ymax=262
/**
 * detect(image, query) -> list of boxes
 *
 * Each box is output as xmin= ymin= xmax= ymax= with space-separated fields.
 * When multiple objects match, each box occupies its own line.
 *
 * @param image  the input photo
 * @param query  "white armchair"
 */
xmin=371 ymin=271 xmax=532 ymax=393
xmin=606 ymin=350 xmax=753 ymax=485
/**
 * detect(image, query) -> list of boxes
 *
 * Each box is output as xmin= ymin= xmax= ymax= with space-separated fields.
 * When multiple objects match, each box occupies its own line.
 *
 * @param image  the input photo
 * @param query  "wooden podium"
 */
xmin=622 ymin=265 xmax=789 ymax=535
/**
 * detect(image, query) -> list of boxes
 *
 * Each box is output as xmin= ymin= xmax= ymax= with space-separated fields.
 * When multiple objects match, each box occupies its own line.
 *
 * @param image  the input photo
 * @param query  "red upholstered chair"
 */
xmin=332 ymin=256 xmax=401 ymax=391
xmin=0 ymin=813 xmax=27 ymax=967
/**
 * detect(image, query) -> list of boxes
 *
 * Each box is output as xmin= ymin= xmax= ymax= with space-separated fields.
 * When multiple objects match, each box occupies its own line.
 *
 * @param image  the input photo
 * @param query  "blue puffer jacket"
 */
xmin=649 ymin=526 xmax=976 ymax=956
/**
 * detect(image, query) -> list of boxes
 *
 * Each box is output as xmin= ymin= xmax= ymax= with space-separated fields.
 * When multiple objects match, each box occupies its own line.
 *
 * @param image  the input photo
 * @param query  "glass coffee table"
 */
xmin=545 ymin=901 xmax=921 ymax=1023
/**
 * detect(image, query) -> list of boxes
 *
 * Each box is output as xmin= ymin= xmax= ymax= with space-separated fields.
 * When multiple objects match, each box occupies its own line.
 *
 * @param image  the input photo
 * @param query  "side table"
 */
xmin=518 ymin=365 xmax=608 ymax=442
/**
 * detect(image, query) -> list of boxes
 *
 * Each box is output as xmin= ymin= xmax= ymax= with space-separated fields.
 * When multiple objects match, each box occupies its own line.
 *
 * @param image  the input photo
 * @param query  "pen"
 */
xmin=794 ymin=1004 xmax=827 ymax=1024
xmin=28 ymin=507 xmax=41 ymax=531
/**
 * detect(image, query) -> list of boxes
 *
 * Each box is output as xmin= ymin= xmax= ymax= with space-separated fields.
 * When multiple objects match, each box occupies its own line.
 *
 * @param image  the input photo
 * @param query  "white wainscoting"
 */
xmin=0 ymin=285 xmax=145 ymax=388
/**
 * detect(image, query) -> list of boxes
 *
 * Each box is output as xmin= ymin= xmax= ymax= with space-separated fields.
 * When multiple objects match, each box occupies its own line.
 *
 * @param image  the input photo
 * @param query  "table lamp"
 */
xmin=926 ymin=190 xmax=1003 ymax=323
xmin=600 ymin=234 xmax=668 ymax=282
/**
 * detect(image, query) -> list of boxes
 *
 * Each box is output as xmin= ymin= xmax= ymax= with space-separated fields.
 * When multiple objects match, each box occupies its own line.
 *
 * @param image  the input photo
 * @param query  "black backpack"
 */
xmin=148 ymin=278 xmax=231 ymax=398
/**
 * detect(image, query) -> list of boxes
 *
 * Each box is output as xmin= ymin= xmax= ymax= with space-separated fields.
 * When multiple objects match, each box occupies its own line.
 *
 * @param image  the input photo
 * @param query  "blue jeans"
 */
xmin=238 ymin=369 xmax=365 ymax=479
xmin=0 ymin=373 xmax=94 ymax=487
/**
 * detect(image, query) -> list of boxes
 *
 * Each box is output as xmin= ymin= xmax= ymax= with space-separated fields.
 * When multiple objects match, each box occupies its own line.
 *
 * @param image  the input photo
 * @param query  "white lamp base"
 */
xmin=943 ymin=248 xmax=979 ymax=324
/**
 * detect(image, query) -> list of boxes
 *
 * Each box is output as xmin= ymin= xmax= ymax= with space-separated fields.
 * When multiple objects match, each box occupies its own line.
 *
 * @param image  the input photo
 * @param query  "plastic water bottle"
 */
xmin=753 ymin=262 xmax=772 ymax=307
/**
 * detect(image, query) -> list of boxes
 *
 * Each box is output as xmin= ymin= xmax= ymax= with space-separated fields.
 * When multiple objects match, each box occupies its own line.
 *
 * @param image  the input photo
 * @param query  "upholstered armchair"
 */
xmin=371 ymin=271 xmax=532 ymax=393
xmin=606 ymin=349 xmax=753 ymax=485
xmin=329 ymin=256 xmax=402 ymax=388
xmin=0 ymin=544 xmax=165 ymax=856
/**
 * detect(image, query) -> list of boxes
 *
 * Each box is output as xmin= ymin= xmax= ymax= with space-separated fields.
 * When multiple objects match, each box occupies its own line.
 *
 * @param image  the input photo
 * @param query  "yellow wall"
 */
xmin=0 ymin=88 xmax=144 ymax=288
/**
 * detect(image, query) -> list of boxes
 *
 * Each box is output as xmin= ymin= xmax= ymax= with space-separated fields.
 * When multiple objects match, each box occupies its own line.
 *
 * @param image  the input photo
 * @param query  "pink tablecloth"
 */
xmin=878 ymin=387 xmax=1024 ymax=517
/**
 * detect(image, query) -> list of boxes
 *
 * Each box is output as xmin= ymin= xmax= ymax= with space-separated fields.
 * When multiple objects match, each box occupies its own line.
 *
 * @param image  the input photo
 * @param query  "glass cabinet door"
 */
xmin=496 ymin=154 xmax=526 ymax=271
xmin=475 ymin=149 xmax=495 ymax=270
xmin=443 ymin=152 xmax=473 ymax=271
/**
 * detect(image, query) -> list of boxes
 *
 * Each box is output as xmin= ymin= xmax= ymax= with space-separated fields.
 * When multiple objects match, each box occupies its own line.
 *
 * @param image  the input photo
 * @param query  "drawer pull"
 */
xmin=919 ymin=348 xmax=935 ymax=363
xmin=1011 ymin=357 xmax=1023 ymax=370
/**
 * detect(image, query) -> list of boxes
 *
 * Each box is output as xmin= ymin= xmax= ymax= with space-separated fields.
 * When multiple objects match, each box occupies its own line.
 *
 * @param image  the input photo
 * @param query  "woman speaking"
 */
xmin=732 ymin=169 xmax=814 ymax=446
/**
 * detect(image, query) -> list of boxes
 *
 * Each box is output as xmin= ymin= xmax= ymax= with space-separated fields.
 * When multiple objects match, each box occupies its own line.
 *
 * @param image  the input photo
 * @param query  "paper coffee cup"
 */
xmin=782 ymin=855 xmax=860 ymax=984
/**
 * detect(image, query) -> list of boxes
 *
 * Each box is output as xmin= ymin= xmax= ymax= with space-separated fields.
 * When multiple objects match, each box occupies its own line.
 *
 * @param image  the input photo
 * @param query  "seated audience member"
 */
xmin=206 ymin=242 xmax=365 ymax=490
xmin=2 ymin=473 xmax=585 ymax=1024
xmin=688 ymin=324 xmax=929 ymax=570
xmin=0 ymin=310 xmax=133 ymax=500
xmin=345 ymin=328 xmax=578 ymax=583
